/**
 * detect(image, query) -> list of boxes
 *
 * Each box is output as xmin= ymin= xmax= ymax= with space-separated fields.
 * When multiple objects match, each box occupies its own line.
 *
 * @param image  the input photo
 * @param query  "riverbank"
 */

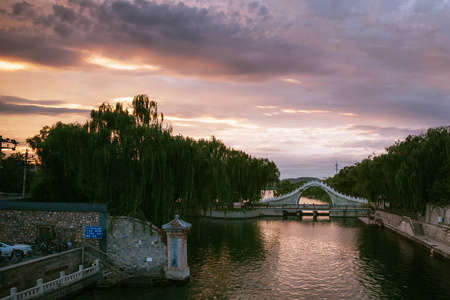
xmin=376 ymin=209 xmax=450 ymax=261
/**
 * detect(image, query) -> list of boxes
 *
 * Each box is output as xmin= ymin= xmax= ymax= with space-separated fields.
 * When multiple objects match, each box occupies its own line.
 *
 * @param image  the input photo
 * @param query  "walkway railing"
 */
xmin=1 ymin=260 xmax=100 ymax=300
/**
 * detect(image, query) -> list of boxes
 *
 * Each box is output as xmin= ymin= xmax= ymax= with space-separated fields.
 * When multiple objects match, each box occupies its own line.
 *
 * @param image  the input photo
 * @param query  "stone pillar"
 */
xmin=162 ymin=215 xmax=191 ymax=281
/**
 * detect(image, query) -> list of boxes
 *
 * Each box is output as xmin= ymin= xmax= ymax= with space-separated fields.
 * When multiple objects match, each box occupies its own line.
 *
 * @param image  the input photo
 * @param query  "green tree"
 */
xmin=326 ymin=126 xmax=450 ymax=212
xmin=27 ymin=94 xmax=280 ymax=225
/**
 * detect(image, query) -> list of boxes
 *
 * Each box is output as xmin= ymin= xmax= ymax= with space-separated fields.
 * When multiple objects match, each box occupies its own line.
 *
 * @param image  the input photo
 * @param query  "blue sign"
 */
xmin=85 ymin=226 xmax=103 ymax=239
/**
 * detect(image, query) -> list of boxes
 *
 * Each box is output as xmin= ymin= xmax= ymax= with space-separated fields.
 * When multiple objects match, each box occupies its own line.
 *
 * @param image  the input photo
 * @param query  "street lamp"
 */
xmin=0 ymin=135 xmax=19 ymax=177
xmin=0 ymin=136 xmax=18 ymax=151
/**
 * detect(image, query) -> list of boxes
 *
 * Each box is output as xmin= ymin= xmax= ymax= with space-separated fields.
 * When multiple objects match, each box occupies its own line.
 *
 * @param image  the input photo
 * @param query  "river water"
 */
xmin=78 ymin=199 xmax=450 ymax=299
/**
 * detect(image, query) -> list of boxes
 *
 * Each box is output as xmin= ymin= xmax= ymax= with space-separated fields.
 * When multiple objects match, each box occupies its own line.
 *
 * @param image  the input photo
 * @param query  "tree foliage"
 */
xmin=325 ymin=126 xmax=450 ymax=212
xmin=27 ymin=94 xmax=280 ymax=225
xmin=0 ymin=152 xmax=36 ymax=194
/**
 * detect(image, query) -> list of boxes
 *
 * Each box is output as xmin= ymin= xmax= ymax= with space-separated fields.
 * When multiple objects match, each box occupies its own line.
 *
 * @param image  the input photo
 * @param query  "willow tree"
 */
xmin=28 ymin=94 xmax=280 ymax=225
xmin=326 ymin=126 xmax=450 ymax=212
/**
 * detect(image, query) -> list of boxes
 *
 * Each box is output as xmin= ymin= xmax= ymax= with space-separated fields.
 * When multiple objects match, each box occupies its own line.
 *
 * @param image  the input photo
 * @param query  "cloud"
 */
xmin=1 ymin=0 xmax=450 ymax=179
xmin=0 ymin=0 xmax=328 ymax=78
xmin=347 ymin=125 xmax=423 ymax=139
xmin=0 ymin=95 xmax=92 ymax=115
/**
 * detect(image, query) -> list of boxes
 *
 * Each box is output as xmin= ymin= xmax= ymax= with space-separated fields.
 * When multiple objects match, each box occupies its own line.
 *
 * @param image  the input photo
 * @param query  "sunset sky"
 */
xmin=1 ymin=0 xmax=449 ymax=179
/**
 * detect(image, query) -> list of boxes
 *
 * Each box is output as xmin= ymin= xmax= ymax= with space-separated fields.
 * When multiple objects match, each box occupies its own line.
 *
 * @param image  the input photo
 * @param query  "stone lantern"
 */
xmin=162 ymin=215 xmax=192 ymax=281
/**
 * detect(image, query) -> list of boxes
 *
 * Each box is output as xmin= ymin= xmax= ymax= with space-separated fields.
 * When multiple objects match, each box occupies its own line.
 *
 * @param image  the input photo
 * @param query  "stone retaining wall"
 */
xmin=423 ymin=223 xmax=450 ymax=246
xmin=0 ymin=202 xmax=107 ymax=251
xmin=258 ymin=210 xmax=284 ymax=217
xmin=107 ymin=217 xmax=167 ymax=280
xmin=426 ymin=205 xmax=450 ymax=226
xmin=202 ymin=210 xmax=260 ymax=219
xmin=0 ymin=210 xmax=99 ymax=247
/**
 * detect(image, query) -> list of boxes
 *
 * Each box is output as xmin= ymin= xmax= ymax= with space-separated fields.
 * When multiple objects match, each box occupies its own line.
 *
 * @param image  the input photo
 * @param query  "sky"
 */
xmin=0 ymin=0 xmax=449 ymax=180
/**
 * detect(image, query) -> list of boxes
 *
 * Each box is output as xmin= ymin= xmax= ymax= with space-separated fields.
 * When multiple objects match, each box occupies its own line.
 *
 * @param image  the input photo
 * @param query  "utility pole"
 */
xmin=22 ymin=149 xmax=28 ymax=199
xmin=335 ymin=161 xmax=338 ymax=175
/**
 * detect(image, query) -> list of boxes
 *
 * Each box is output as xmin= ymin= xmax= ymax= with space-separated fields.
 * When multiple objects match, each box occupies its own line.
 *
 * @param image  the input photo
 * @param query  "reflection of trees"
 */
xmin=187 ymin=219 xmax=277 ymax=298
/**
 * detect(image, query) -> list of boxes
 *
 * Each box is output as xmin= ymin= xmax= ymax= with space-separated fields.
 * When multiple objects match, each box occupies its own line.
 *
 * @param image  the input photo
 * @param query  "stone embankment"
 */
xmin=105 ymin=216 xmax=167 ymax=284
xmin=202 ymin=210 xmax=261 ymax=219
xmin=376 ymin=210 xmax=450 ymax=261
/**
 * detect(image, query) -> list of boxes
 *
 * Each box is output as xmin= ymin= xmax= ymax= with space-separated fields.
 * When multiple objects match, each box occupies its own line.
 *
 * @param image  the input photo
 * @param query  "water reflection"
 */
xmin=77 ymin=212 xmax=450 ymax=299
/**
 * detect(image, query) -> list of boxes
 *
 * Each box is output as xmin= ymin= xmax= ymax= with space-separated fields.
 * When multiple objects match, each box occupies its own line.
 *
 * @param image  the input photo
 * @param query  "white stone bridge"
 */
xmin=261 ymin=180 xmax=368 ymax=206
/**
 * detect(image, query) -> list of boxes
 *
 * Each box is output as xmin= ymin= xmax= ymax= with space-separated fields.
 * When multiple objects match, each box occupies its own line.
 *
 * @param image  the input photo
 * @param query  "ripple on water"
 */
xmin=75 ymin=218 xmax=450 ymax=300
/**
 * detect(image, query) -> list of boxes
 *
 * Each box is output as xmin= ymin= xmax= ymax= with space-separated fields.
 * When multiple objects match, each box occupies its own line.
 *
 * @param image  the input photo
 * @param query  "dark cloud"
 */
xmin=0 ymin=0 xmax=328 ymax=76
xmin=52 ymin=4 xmax=77 ymax=23
xmin=0 ymin=30 xmax=83 ymax=66
xmin=11 ymin=1 xmax=34 ymax=16
xmin=0 ymin=96 xmax=91 ymax=115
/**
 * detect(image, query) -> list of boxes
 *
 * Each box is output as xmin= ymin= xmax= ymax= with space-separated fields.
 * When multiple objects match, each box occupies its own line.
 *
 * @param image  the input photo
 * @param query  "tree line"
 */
xmin=325 ymin=126 xmax=450 ymax=212
xmin=25 ymin=95 xmax=280 ymax=225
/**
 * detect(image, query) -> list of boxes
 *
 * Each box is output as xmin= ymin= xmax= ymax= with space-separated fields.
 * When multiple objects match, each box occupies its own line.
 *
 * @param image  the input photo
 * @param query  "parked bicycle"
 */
xmin=31 ymin=238 xmax=48 ymax=255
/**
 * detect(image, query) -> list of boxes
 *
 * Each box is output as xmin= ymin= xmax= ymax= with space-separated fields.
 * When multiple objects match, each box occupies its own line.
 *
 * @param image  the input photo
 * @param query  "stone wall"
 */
xmin=107 ymin=217 xmax=167 ymax=280
xmin=258 ymin=210 xmax=284 ymax=217
xmin=426 ymin=205 xmax=450 ymax=225
xmin=0 ymin=248 xmax=82 ymax=298
xmin=376 ymin=210 xmax=404 ymax=228
xmin=0 ymin=202 xmax=108 ymax=252
xmin=202 ymin=210 xmax=260 ymax=219
xmin=0 ymin=210 xmax=99 ymax=247
xmin=423 ymin=223 xmax=450 ymax=246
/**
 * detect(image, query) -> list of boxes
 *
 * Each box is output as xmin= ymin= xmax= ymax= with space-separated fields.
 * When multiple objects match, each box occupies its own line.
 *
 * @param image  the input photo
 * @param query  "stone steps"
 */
xmin=413 ymin=222 xmax=425 ymax=236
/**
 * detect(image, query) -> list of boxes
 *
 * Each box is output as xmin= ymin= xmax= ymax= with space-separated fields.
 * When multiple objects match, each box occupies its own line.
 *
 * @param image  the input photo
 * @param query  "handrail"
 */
xmin=404 ymin=216 xmax=415 ymax=230
xmin=253 ymin=204 xmax=371 ymax=210
xmin=84 ymin=244 xmax=128 ymax=276
xmin=1 ymin=262 xmax=99 ymax=300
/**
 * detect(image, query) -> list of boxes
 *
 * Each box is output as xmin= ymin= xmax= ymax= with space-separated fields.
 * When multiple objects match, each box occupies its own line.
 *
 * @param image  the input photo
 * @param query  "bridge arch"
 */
xmin=296 ymin=185 xmax=333 ymax=204
xmin=261 ymin=180 xmax=368 ymax=206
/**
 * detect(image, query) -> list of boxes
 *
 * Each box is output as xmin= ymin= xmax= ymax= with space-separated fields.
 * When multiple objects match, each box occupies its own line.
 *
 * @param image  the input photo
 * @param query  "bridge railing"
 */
xmin=260 ymin=180 xmax=368 ymax=204
xmin=254 ymin=204 xmax=371 ymax=210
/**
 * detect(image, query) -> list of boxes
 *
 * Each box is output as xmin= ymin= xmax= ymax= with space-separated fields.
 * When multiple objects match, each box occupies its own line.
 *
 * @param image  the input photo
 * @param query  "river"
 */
xmin=77 ymin=198 xmax=450 ymax=299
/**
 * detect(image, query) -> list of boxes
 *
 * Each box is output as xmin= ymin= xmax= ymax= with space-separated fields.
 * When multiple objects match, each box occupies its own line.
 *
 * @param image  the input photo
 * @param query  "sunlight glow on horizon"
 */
xmin=0 ymin=60 xmax=30 ymax=71
xmin=165 ymin=116 xmax=258 ymax=129
xmin=282 ymin=109 xmax=331 ymax=114
xmin=283 ymin=78 xmax=312 ymax=86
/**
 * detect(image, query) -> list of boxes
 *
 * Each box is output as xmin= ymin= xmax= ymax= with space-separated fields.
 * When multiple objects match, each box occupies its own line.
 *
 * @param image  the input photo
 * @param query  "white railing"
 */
xmin=261 ymin=180 xmax=368 ymax=205
xmin=1 ymin=260 xmax=100 ymax=300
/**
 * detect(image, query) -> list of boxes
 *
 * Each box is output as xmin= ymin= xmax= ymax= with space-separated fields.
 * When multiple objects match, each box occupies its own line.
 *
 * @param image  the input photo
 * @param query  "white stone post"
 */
xmin=37 ymin=278 xmax=43 ymax=294
xmin=162 ymin=215 xmax=191 ymax=281
xmin=60 ymin=271 xmax=66 ymax=285
xmin=10 ymin=287 xmax=17 ymax=300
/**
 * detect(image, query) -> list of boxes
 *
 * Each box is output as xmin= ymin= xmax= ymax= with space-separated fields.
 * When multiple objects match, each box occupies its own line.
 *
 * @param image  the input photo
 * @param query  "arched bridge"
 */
xmin=261 ymin=180 xmax=368 ymax=206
